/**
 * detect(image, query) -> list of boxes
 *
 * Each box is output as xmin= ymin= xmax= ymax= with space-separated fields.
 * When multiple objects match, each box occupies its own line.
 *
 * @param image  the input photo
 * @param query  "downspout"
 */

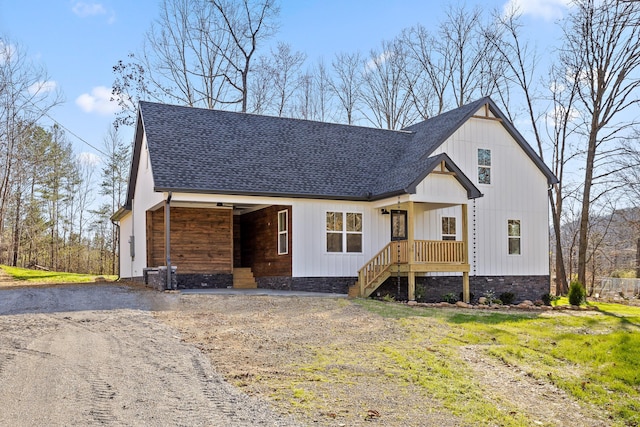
xmin=165 ymin=192 xmax=173 ymax=289
xmin=110 ymin=218 xmax=121 ymax=281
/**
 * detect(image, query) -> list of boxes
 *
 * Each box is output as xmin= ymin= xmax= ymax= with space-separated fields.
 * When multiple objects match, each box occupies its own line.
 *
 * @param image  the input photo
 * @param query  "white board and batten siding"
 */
xmin=119 ymin=133 xmax=165 ymax=279
xmin=430 ymin=107 xmax=550 ymax=277
xmin=290 ymin=200 xmax=389 ymax=278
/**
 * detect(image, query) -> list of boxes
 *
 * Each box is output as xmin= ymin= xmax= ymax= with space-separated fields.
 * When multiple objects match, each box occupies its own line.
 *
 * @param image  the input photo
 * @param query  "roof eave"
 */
xmin=153 ymin=186 xmax=378 ymax=202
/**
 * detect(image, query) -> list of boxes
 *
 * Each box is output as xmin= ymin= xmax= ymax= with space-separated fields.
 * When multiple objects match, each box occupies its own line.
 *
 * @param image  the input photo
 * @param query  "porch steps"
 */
xmin=233 ymin=268 xmax=258 ymax=289
xmin=349 ymin=270 xmax=392 ymax=299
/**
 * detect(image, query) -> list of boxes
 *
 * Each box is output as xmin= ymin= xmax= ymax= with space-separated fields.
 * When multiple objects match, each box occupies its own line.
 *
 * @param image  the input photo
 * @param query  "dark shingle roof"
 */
xmin=123 ymin=97 xmax=556 ymax=208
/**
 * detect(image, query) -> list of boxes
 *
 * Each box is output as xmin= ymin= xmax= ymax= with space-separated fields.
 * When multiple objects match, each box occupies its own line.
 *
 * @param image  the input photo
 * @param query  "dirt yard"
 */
xmin=0 ymin=279 xmax=608 ymax=426
xmin=157 ymin=293 xmax=608 ymax=427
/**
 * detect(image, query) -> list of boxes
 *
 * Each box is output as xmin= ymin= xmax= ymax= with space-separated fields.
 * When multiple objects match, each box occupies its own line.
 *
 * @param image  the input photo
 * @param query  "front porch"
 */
xmin=352 ymin=202 xmax=471 ymax=302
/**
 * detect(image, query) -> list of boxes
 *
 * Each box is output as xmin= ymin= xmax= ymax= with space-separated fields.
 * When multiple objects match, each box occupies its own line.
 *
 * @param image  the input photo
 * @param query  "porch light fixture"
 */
xmin=381 ymin=208 xmax=390 ymax=215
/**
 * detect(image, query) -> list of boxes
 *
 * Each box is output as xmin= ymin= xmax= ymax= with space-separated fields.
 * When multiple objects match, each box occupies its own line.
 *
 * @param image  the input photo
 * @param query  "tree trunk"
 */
xmin=550 ymin=189 xmax=568 ymax=294
xmin=12 ymin=192 xmax=21 ymax=267
xmin=636 ymin=237 xmax=640 ymax=279
xmin=577 ymin=131 xmax=598 ymax=286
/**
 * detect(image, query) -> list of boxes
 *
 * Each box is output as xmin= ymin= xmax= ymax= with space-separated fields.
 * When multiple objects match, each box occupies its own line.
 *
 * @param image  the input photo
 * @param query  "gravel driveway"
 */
xmin=0 ymin=284 xmax=297 ymax=426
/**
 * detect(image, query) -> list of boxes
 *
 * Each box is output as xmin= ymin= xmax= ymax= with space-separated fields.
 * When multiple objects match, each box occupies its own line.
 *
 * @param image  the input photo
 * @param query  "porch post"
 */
xmin=408 ymin=201 xmax=416 ymax=301
xmin=165 ymin=192 xmax=173 ymax=290
xmin=462 ymin=204 xmax=469 ymax=303
xmin=463 ymin=272 xmax=470 ymax=303
xmin=462 ymin=204 xmax=469 ymax=264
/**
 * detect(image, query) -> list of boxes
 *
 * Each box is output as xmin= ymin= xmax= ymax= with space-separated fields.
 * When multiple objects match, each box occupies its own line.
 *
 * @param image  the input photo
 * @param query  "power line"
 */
xmin=23 ymin=95 xmax=110 ymax=157
xmin=41 ymin=111 xmax=109 ymax=157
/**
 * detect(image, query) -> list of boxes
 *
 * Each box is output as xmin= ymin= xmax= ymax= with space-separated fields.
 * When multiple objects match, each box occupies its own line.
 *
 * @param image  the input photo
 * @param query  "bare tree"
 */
xmin=247 ymin=55 xmax=274 ymax=114
xmin=112 ymin=0 xmax=279 ymax=126
xmin=210 ymin=0 xmax=280 ymax=112
xmin=312 ymin=59 xmax=333 ymax=122
xmin=616 ymin=133 xmax=640 ymax=278
xmin=401 ymin=25 xmax=446 ymax=119
xmin=562 ymin=0 xmax=640 ymax=286
xmin=360 ymin=39 xmax=417 ymax=130
xmin=294 ymin=59 xmax=334 ymax=121
xmin=0 ymin=37 xmax=62 ymax=250
xmin=485 ymin=8 xmax=579 ymax=294
xmin=440 ymin=4 xmax=491 ymax=107
xmin=265 ymin=42 xmax=306 ymax=117
xmin=101 ymin=126 xmax=130 ymax=275
xmin=330 ymin=51 xmax=363 ymax=125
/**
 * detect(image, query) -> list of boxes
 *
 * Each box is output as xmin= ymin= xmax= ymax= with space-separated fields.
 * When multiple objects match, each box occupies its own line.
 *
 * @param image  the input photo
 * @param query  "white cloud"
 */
xmin=28 ymin=80 xmax=57 ymax=95
xmin=78 ymin=152 xmax=102 ymax=167
xmin=502 ymin=0 xmax=572 ymax=21
xmin=71 ymin=1 xmax=116 ymax=23
xmin=76 ymin=86 xmax=120 ymax=115
xmin=72 ymin=1 xmax=106 ymax=17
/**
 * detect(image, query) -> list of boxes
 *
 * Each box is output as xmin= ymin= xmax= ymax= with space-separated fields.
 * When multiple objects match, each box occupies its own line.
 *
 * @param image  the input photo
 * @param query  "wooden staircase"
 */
xmin=350 ymin=241 xmax=405 ymax=298
xmin=350 ymin=240 xmax=468 ymax=298
xmin=233 ymin=268 xmax=257 ymax=289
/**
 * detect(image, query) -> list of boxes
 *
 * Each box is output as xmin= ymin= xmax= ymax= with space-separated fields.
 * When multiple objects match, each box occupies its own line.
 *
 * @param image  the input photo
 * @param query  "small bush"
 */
xmin=415 ymin=284 xmax=427 ymax=302
xmin=499 ymin=292 xmax=515 ymax=305
xmin=568 ymin=280 xmax=586 ymax=306
xmin=483 ymin=289 xmax=497 ymax=305
xmin=381 ymin=293 xmax=396 ymax=302
xmin=541 ymin=293 xmax=553 ymax=306
xmin=442 ymin=293 xmax=458 ymax=304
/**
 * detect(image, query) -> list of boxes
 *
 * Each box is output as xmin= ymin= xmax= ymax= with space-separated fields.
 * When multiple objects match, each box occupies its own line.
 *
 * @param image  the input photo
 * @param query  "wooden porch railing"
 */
xmin=413 ymin=240 xmax=466 ymax=264
xmin=356 ymin=240 xmax=466 ymax=297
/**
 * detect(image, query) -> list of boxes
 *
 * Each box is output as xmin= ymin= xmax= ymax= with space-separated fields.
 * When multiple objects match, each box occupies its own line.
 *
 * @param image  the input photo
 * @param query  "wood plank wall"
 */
xmin=146 ymin=206 xmax=233 ymax=274
xmin=240 ymin=205 xmax=292 ymax=277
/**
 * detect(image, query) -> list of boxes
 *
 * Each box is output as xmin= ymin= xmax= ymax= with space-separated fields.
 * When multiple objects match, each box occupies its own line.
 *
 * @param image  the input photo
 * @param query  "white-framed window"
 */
xmin=442 ymin=217 xmax=456 ymax=241
xmin=326 ymin=211 xmax=362 ymax=253
xmin=508 ymin=219 xmax=521 ymax=255
xmin=478 ymin=148 xmax=491 ymax=184
xmin=278 ymin=210 xmax=288 ymax=255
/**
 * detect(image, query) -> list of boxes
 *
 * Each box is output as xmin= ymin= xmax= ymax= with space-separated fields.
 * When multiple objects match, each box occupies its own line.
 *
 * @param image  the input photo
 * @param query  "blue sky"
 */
xmin=0 ymin=0 xmax=571 ymax=166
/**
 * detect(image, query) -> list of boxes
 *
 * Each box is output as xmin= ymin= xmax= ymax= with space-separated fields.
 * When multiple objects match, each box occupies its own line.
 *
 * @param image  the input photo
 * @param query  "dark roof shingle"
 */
xmin=128 ymin=97 xmax=555 ymax=205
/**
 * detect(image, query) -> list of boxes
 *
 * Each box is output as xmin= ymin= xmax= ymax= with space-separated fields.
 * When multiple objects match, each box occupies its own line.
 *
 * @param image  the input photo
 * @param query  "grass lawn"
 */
xmin=0 ymin=265 xmax=117 ymax=284
xmin=353 ymin=299 xmax=640 ymax=426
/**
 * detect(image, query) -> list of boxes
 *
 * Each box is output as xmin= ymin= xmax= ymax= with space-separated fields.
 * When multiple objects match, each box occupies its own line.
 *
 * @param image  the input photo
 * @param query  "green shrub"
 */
xmin=568 ymin=280 xmax=586 ymax=306
xmin=499 ymin=292 xmax=515 ymax=305
xmin=541 ymin=293 xmax=553 ymax=306
xmin=442 ymin=293 xmax=458 ymax=304
xmin=483 ymin=289 xmax=496 ymax=305
xmin=381 ymin=293 xmax=396 ymax=302
xmin=415 ymin=284 xmax=427 ymax=302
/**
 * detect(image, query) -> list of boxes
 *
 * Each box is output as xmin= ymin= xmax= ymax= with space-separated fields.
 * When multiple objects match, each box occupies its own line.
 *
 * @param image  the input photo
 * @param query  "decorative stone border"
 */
xmin=405 ymin=300 xmax=601 ymax=311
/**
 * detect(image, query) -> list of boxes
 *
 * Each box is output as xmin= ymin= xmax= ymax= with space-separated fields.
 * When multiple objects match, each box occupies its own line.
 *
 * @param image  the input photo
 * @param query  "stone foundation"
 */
xmin=256 ymin=276 xmax=355 ymax=294
xmin=375 ymin=275 xmax=552 ymax=303
xmin=177 ymin=273 xmax=233 ymax=289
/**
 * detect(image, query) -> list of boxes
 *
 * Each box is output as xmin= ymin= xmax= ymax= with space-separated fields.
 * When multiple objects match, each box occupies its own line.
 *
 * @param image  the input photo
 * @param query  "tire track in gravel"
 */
xmin=0 ymin=285 xmax=300 ymax=427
